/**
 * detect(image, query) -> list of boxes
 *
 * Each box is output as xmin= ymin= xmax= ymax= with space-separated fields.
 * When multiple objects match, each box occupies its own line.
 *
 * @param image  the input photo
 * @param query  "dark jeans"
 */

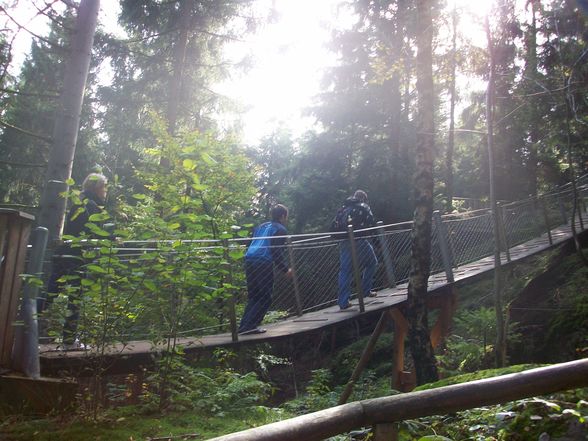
xmin=338 ymin=239 xmax=378 ymax=308
xmin=39 ymin=256 xmax=83 ymax=344
xmin=239 ymin=259 xmax=274 ymax=332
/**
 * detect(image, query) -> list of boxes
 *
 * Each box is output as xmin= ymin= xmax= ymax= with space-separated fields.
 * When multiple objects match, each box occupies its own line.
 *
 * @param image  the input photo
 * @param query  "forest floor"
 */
xmin=0 ymin=241 xmax=586 ymax=440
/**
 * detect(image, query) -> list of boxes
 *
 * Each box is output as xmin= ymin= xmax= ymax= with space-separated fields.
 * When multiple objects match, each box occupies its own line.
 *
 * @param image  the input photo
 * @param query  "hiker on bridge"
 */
xmin=238 ymin=204 xmax=293 ymax=335
xmin=331 ymin=189 xmax=378 ymax=310
xmin=39 ymin=173 xmax=109 ymax=350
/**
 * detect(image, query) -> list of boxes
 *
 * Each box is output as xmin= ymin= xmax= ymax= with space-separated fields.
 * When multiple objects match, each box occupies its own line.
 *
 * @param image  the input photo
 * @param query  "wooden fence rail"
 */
xmin=207 ymin=359 xmax=588 ymax=441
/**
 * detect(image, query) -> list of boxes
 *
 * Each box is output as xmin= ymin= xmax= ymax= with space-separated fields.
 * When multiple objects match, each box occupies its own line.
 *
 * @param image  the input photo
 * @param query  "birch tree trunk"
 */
xmin=406 ymin=0 xmax=439 ymax=386
xmin=37 ymin=0 xmax=100 ymax=242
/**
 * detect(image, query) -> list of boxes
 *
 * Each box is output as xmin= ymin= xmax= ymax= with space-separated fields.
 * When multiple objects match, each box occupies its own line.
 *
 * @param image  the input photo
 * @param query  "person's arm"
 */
xmin=366 ymin=205 xmax=375 ymax=227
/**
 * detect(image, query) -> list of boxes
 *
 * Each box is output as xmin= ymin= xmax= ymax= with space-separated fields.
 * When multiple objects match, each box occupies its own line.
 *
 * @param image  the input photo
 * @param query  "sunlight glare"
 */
xmin=217 ymin=0 xmax=355 ymax=145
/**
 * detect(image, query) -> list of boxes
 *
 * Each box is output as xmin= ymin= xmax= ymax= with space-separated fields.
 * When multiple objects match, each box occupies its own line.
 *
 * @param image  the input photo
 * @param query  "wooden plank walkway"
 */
xmin=39 ymin=220 xmax=585 ymax=373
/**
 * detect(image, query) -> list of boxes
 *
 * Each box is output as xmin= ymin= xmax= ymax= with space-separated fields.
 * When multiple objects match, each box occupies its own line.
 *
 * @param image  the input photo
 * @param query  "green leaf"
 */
xmin=182 ymin=159 xmax=195 ymax=170
xmin=132 ymin=193 xmax=146 ymax=200
xmin=418 ymin=436 xmax=453 ymax=441
xmin=89 ymin=212 xmax=111 ymax=222
xmin=65 ymin=178 xmax=75 ymax=186
xmin=143 ymin=280 xmax=156 ymax=291
xmin=85 ymin=222 xmax=111 ymax=237
xmin=201 ymin=152 xmax=216 ymax=165
xmin=86 ymin=264 xmax=107 ymax=274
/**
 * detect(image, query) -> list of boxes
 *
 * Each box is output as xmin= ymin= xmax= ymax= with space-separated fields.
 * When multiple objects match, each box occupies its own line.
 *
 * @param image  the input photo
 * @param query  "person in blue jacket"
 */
xmin=238 ymin=204 xmax=292 ymax=335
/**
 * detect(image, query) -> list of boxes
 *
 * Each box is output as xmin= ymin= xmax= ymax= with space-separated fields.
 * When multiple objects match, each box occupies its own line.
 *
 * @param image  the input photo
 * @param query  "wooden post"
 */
xmin=0 ymin=209 xmax=34 ymax=369
xmin=429 ymin=288 xmax=457 ymax=349
xmin=347 ymin=225 xmax=365 ymax=313
xmin=338 ymin=311 xmax=390 ymax=405
xmin=496 ymin=203 xmax=511 ymax=262
xmin=222 ymin=239 xmax=238 ymax=342
xmin=376 ymin=221 xmax=396 ymax=288
xmin=389 ymin=309 xmax=409 ymax=391
xmin=540 ymin=197 xmax=553 ymax=245
xmin=433 ymin=211 xmax=454 ymax=283
xmin=373 ymin=423 xmax=399 ymax=441
xmin=286 ymin=237 xmax=303 ymax=316
xmin=12 ymin=227 xmax=48 ymax=378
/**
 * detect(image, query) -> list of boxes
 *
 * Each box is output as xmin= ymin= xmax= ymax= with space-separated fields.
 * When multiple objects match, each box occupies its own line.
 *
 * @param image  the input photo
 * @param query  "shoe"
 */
xmin=368 ymin=291 xmax=377 ymax=298
xmin=339 ymin=303 xmax=354 ymax=310
xmin=61 ymin=339 xmax=89 ymax=351
xmin=238 ymin=327 xmax=267 ymax=335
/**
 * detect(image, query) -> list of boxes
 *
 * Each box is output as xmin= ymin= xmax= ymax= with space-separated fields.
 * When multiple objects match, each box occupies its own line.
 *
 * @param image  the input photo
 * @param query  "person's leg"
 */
xmin=62 ymin=266 xmax=83 ymax=345
xmin=239 ymin=260 xmax=274 ymax=332
xmin=338 ymin=241 xmax=353 ymax=308
xmin=358 ymin=239 xmax=378 ymax=295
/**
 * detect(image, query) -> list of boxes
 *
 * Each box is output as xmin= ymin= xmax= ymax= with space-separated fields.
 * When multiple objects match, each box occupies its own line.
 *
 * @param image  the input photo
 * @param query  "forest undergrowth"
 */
xmin=0 ymin=244 xmax=586 ymax=441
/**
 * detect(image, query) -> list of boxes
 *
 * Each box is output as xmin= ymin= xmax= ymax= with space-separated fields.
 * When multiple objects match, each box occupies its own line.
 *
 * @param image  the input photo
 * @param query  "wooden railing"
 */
xmin=207 ymin=359 xmax=588 ymax=441
xmin=0 ymin=209 xmax=34 ymax=370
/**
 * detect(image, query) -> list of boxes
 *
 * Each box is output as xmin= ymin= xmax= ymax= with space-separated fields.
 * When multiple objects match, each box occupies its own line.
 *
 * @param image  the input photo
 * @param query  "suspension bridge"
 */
xmin=1 ymin=177 xmax=587 ymax=381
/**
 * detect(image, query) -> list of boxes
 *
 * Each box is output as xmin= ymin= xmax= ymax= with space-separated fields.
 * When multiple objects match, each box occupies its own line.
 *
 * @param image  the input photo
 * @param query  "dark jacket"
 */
xmin=331 ymin=197 xmax=375 ymax=238
xmin=57 ymin=190 xmax=106 ymax=257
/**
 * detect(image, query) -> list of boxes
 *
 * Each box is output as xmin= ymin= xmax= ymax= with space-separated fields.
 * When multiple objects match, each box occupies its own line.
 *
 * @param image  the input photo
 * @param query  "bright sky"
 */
xmin=5 ymin=0 xmax=498 ymax=146
xmin=216 ymin=0 xmax=355 ymax=144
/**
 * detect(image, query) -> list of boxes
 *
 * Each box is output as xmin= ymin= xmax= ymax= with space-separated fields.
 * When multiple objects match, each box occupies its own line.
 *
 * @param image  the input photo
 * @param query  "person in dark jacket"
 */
xmin=238 ymin=204 xmax=292 ymax=335
xmin=332 ymin=190 xmax=378 ymax=310
xmin=39 ymin=173 xmax=109 ymax=349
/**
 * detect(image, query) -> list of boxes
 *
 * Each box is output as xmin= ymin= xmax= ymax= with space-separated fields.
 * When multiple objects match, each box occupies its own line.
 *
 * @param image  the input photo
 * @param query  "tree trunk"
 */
xmin=525 ymin=0 xmax=539 ymax=197
xmin=37 ymin=0 xmax=100 ymax=243
xmin=445 ymin=6 xmax=457 ymax=213
xmin=485 ymin=16 xmax=507 ymax=368
xmin=406 ymin=0 xmax=439 ymax=386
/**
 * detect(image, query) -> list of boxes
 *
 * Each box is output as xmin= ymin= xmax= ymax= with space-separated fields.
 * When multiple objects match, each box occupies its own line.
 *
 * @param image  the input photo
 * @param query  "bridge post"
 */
xmin=12 ymin=227 xmax=48 ymax=378
xmin=376 ymin=221 xmax=396 ymax=288
xmin=433 ymin=211 xmax=454 ymax=283
xmin=496 ymin=203 xmax=511 ymax=262
xmin=347 ymin=225 xmax=365 ymax=313
xmin=286 ymin=237 xmax=303 ymax=317
xmin=222 ymin=239 xmax=238 ymax=342
xmin=540 ymin=197 xmax=553 ymax=245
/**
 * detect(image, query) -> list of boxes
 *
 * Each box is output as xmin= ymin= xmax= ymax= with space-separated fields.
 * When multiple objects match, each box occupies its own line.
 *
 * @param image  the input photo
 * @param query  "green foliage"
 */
xmin=142 ymin=351 xmax=271 ymax=416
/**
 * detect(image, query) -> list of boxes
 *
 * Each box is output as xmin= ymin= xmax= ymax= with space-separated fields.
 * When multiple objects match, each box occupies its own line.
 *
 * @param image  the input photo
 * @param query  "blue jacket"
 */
xmin=245 ymin=221 xmax=289 ymax=272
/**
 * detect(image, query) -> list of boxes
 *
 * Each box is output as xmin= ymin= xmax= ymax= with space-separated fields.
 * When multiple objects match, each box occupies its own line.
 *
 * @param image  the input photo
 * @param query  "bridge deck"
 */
xmin=38 ymin=221 xmax=581 ymax=374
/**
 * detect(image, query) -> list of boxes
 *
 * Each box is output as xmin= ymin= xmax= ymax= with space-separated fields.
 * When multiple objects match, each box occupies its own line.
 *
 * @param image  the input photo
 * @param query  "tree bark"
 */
xmin=37 ymin=0 xmax=100 ymax=242
xmin=445 ymin=6 xmax=457 ymax=213
xmin=485 ymin=16 xmax=507 ymax=368
xmin=406 ymin=0 xmax=439 ymax=386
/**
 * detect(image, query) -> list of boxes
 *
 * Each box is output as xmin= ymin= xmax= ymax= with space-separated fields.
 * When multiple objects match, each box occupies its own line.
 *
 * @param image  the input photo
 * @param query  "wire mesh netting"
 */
xmin=37 ymin=175 xmax=588 ymax=343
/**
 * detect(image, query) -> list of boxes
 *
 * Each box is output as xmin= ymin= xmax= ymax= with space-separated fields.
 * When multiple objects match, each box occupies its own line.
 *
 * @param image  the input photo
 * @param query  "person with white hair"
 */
xmin=39 ymin=173 xmax=109 ymax=349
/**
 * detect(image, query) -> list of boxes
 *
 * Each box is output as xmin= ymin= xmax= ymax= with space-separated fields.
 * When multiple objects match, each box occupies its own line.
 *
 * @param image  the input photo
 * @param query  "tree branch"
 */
xmin=0 ymin=119 xmax=52 ymax=143
xmin=0 ymin=159 xmax=47 ymax=168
